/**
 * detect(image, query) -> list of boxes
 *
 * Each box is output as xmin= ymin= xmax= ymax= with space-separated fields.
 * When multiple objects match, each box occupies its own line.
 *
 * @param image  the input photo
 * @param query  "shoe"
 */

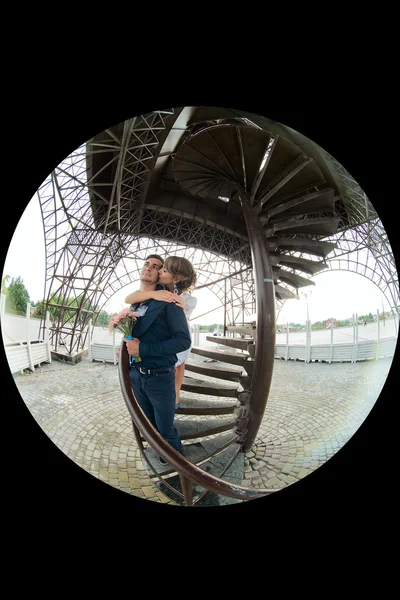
xmin=158 ymin=456 xmax=167 ymax=466
xmin=175 ymin=403 xmax=180 ymax=410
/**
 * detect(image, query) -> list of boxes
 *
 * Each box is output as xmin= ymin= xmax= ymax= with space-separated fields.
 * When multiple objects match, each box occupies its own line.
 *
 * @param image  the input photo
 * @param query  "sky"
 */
xmin=1 ymin=196 xmax=396 ymax=326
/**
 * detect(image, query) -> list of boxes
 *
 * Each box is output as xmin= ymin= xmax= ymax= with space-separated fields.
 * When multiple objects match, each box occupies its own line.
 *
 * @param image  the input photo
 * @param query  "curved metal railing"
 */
xmin=240 ymin=193 xmax=276 ymax=451
xmin=118 ymin=341 xmax=278 ymax=506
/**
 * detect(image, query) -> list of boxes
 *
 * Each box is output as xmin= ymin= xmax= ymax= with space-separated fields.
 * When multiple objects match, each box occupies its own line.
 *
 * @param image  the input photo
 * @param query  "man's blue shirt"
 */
xmin=130 ymin=284 xmax=191 ymax=369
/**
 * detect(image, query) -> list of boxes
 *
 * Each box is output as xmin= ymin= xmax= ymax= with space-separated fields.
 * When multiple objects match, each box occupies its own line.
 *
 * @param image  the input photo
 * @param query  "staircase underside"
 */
xmin=156 ymin=446 xmax=245 ymax=506
xmin=95 ymin=107 xmax=369 ymax=504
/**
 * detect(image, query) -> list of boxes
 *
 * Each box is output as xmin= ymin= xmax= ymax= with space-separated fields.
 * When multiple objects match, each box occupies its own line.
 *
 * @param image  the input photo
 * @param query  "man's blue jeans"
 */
xmin=129 ymin=367 xmax=182 ymax=453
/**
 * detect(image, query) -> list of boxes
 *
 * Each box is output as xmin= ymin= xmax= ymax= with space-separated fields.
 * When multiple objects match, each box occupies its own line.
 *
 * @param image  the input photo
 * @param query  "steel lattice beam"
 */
xmin=36 ymin=108 xmax=399 ymax=356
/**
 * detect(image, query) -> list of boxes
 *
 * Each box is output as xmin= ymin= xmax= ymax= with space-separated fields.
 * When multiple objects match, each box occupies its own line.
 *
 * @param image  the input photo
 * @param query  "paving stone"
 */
xmin=282 ymin=463 xmax=295 ymax=474
xmin=12 ymin=351 xmax=393 ymax=507
xmin=142 ymin=486 xmax=157 ymax=498
xmin=267 ymin=477 xmax=280 ymax=486
xmin=252 ymin=477 xmax=263 ymax=485
xmin=286 ymin=475 xmax=298 ymax=484
xmin=297 ymin=468 xmax=311 ymax=479
xmin=244 ymin=470 xmax=262 ymax=479
xmin=156 ymin=492 xmax=171 ymax=503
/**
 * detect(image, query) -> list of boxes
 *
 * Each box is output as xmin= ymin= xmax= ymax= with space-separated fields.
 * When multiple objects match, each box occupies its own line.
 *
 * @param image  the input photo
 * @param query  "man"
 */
xmin=125 ymin=254 xmax=191 ymax=465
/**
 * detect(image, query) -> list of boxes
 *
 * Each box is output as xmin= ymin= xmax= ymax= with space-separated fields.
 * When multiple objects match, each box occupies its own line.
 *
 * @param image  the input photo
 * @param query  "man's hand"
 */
xmin=125 ymin=337 xmax=141 ymax=357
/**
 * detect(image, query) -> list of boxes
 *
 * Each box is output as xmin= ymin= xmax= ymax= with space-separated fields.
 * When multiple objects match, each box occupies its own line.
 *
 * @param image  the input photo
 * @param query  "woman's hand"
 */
xmin=151 ymin=290 xmax=177 ymax=302
xmin=173 ymin=294 xmax=186 ymax=311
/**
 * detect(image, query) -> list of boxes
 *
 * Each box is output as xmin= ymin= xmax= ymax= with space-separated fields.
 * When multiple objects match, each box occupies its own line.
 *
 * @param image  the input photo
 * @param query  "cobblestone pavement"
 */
xmin=12 ymin=353 xmax=394 ymax=506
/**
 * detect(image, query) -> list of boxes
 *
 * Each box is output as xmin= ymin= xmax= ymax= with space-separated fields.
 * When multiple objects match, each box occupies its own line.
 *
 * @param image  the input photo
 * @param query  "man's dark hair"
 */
xmin=146 ymin=254 xmax=164 ymax=267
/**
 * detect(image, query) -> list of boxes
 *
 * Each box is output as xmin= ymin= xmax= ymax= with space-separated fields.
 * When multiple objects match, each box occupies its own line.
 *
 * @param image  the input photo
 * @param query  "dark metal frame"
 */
xmin=118 ymin=341 xmax=277 ymax=506
xmin=31 ymin=107 xmax=399 ymax=486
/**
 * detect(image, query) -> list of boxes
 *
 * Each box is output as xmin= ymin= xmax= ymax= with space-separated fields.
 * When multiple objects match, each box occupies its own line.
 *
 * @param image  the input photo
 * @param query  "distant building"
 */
xmin=323 ymin=318 xmax=337 ymax=329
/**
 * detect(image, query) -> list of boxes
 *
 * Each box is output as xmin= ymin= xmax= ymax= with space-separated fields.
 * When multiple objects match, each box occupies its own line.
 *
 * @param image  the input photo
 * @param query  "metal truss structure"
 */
xmin=322 ymin=153 xmax=399 ymax=313
xmin=35 ymin=108 xmax=399 ymax=355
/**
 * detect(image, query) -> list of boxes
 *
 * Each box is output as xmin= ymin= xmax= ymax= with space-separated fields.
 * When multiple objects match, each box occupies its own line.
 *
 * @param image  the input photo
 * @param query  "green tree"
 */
xmin=6 ymin=276 xmax=31 ymax=315
xmin=33 ymin=299 xmax=47 ymax=319
xmin=94 ymin=310 xmax=111 ymax=327
xmin=1 ymin=274 xmax=11 ymax=295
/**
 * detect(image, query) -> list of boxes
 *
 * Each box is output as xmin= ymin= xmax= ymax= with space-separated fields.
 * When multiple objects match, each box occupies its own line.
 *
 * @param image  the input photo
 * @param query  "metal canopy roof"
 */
xmin=86 ymin=106 xmax=356 ymax=263
xmin=35 ymin=106 xmax=398 ymax=355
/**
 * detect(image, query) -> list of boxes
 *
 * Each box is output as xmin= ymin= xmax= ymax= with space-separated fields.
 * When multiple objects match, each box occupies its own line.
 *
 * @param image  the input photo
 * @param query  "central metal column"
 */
xmin=240 ymin=193 xmax=276 ymax=452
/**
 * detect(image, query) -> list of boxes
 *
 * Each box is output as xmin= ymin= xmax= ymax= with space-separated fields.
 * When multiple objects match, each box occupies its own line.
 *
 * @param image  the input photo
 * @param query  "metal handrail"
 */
xmin=240 ymin=194 xmax=276 ymax=451
xmin=118 ymin=341 xmax=277 ymax=504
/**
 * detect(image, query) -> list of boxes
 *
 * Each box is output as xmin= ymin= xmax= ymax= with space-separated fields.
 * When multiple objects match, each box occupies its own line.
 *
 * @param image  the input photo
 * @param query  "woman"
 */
xmin=125 ymin=256 xmax=197 ymax=409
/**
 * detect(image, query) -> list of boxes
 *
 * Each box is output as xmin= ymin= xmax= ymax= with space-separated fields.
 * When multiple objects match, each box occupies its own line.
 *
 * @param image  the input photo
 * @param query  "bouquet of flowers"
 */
xmin=108 ymin=308 xmax=142 ymax=362
xmin=108 ymin=308 xmax=139 ymax=337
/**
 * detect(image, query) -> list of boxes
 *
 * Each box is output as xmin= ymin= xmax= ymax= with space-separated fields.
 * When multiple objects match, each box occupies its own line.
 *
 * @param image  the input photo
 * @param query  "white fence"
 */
xmin=2 ymin=302 xmax=397 ymax=373
xmin=1 ymin=299 xmax=52 ymax=374
xmin=89 ymin=321 xmax=202 ymax=364
xmin=273 ymin=311 xmax=398 ymax=363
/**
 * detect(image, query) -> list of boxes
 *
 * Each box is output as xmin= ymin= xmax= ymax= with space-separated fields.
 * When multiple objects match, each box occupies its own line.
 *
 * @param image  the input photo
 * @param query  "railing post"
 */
xmin=196 ymin=324 xmax=200 ymax=359
xmin=305 ymin=320 xmax=311 ymax=363
xmin=26 ymin=303 xmax=34 ymax=372
xmin=45 ymin=310 xmax=52 ymax=363
xmin=179 ymin=473 xmax=194 ymax=506
xmin=88 ymin=318 xmax=92 ymax=362
xmin=0 ymin=292 xmax=5 ymax=318
xmin=351 ymin=313 xmax=358 ymax=363
xmin=112 ymin=327 xmax=117 ymax=365
xmin=350 ymin=314 xmax=354 ymax=363
xmin=392 ymin=308 xmax=398 ymax=336
xmin=240 ymin=193 xmax=276 ymax=452
xmin=355 ymin=313 xmax=359 ymax=362
xmin=376 ymin=309 xmax=380 ymax=360
xmin=285 ymin=322 xmax=289 ymax=361
xmin=329 ymin=321 xmax=334 ymax=363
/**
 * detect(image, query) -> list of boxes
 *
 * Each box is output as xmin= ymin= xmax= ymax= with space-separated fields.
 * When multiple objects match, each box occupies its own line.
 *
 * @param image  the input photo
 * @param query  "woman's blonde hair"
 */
xmin=164 ymin=256 xmax=197 ymax=294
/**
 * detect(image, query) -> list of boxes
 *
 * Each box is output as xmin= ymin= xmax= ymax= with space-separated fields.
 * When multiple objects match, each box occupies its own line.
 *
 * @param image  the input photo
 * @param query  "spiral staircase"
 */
xmin=117 ymin=114 xmax=342 ymax=506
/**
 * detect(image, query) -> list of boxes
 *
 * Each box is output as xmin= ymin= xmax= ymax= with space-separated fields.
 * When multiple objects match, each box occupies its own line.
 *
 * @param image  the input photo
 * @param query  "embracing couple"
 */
xmin=124 ymin=254 xmax=197 ymax=465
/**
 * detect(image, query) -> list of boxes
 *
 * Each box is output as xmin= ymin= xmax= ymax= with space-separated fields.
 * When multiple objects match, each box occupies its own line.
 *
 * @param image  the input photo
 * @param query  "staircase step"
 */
xmin=270 ymin=253 xmax=328 ymax=276
xmin=274 ymin=284 xmax=299 ymax=300
xmin=184 ymin=357 xmax=243 ymax=382
xmin=155 ymin=443 xmax=245 ymax=506
xmin=267 ymin=189 xmax=336 ymax=219
xmin=268 ymin=216 xmax=340 ymax=237
xmin=143 ymin=431 xmax=239 ymax=478
xmin=175 ymin=415 xmax=236 ymax=439
xmin=274 ymin=269 xmax=316 ymax=289
xmin=268 ymin=236 xmax=337 ymax=258
xmin=205 ymin=335 xmax=254 ymax=352
xmin=176 ymin=393 xmax=239 ymax=415
xmin=226 ymin=325 xmax=255 ymax=337
xmin=182 ymin=376 xmax=239 ymax=397
xmin=190 ymin=347 xmax=254 ymax=374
